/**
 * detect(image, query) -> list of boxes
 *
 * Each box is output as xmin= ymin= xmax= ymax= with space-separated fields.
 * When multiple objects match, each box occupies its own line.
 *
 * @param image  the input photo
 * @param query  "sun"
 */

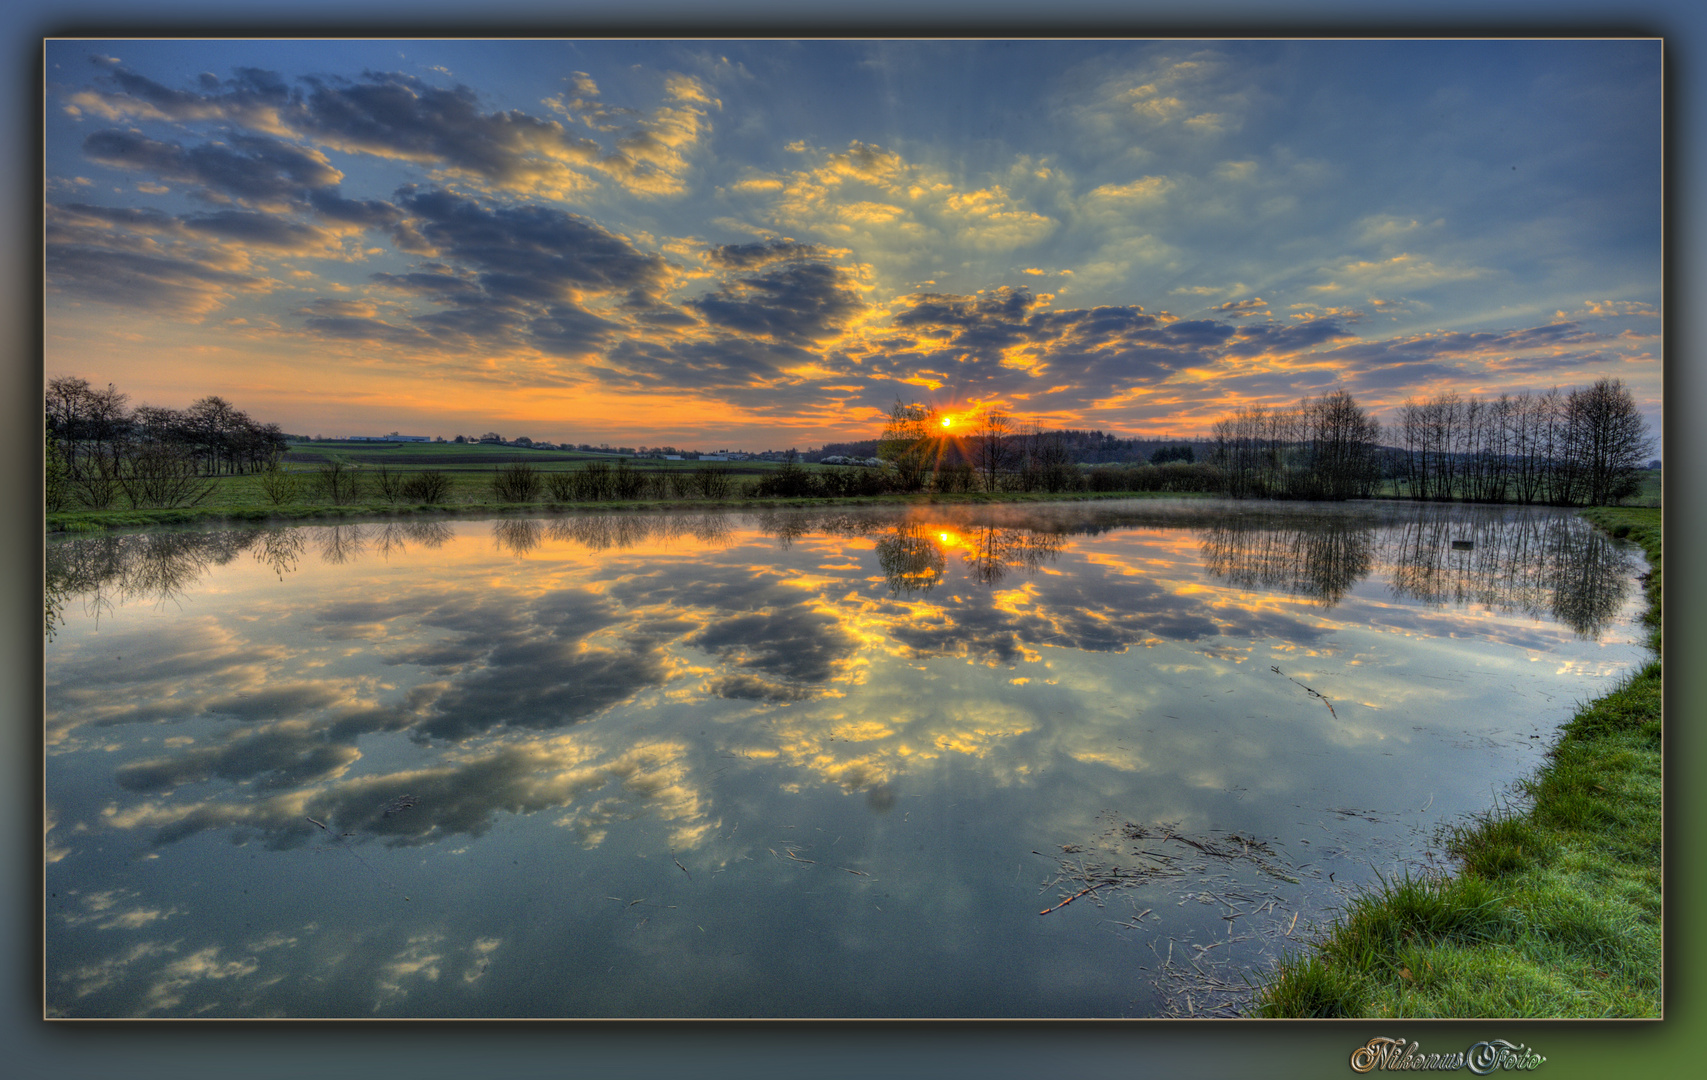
xmin=940 ymin=415 xmax=956 ymax=429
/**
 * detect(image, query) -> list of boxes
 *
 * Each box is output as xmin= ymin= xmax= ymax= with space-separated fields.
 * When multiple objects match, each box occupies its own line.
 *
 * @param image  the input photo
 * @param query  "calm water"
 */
xmin=44 ymin=500 xmax=1648 ymax=1018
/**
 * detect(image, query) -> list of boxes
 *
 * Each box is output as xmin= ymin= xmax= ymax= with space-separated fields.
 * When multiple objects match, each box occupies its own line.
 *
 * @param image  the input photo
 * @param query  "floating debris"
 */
xmin=1042 ymin=815 xmax=1335 ymax=1016
xmin=1038 ymin=882 xmax=1111 ymax=916
xmin=1271 ymin=665 xmax=1337 ymax=719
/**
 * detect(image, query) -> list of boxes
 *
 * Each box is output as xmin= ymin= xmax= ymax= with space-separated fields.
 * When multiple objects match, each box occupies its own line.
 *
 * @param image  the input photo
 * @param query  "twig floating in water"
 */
xmin=674 ymin=858 xmax=691 ymax=879
xmin=1039 ymin=881 xmax=1110 ymax=915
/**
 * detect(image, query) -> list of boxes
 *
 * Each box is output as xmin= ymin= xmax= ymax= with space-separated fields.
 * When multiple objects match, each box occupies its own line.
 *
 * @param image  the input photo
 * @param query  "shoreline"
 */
xmin=44 ymin=489 xmax=1204 ymax=533
xmin=1251 ymin=505 xmax=1663 ymax=1018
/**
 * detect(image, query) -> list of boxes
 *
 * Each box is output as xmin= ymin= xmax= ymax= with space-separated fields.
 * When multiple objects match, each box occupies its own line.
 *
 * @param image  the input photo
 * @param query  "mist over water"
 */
xmin=45 ymin=500 xmax=1646 ymax=1017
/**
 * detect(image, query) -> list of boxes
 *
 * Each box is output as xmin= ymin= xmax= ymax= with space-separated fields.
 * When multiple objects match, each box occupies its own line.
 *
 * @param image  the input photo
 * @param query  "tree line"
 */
xmin=868 ymin=377 xmax=1651 ymax=507
xmin=1210 ymin=379 xmax=1652 ymax=505
xmin=1209 ymin=389 xmax=1385 ymax=500
xmin=46 ymin=376 xmax=289 ymax=511
xmin=1218 ymin=379 xmax=1657 ymax=504
xmin=1389 ymin=380 xmax=1654 ymax=506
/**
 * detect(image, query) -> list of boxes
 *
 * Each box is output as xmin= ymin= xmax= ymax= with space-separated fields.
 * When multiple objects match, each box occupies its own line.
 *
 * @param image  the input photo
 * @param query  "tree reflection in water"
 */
xmin=876 ymin=522 xmax=947 ymax=595
xmin=1199 ymin=516 xmax=1375 ymax=605
xmin=1381 ymin=507 xmax=1631 ymax=638
xmin=374 ymin=520 xmax=452 ymax=560
xmin=46 ymin=503 xmax=1636 ymax=642
xmin=253 ymin=527 xmax=307 ymax=579
xmin=953 ymin=525 xmax=1066 ymax=586
xmin=1198 ymin=505 xmax=1633 ymax=638
xmin=317 ymin=523 xmax=369 ymax=565
xmin=493 ymin=518 xmax=543 ymax=556
xmin=46 ymin=528 xmax=260 ymax=638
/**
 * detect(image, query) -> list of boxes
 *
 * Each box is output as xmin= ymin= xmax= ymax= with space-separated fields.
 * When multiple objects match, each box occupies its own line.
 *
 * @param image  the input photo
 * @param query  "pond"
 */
xmin=44 ymin=499 xmax=1649 ymax=1018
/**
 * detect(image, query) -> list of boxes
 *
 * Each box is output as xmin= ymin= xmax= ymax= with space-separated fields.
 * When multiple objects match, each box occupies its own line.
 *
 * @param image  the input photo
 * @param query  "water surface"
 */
xmin=44 ymin=500 xmax=1648 ymax=1017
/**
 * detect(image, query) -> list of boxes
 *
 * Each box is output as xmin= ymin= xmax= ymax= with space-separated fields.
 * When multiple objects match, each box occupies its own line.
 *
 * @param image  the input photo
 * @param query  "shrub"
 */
xmin=935 ymin=462 xmax=975 ymax=493
xmin=663 ymin=469 xmax=697 ymax=499
xmin=750 ymin=461 xmax=821 ymax=498
xmin=820 ymin=466 xmax=892 ymax=497
xmin=374 ymin=464 xmax=404 ymax=503
xmin=492 ymin=463 xmax=540 ymax=503
xmin=579 ymin=460 xmax=615 ymax=500
xmin=71 ymin=443 xmax=124 ymax=509
xmin=257 ymin=457 xmax=303 ymax=506
xmin=612 ymin=460 xmax=648 ymax=499
xmin=691 ymin=465 xmax=734 ymax=499
xmin=118 ymin=441 xmax=216 ymax=508
xmin=315 ymin=460 xmax=361 ymax=504
xmin=545 ymin=469 xmax=578 ymax=502
xmin=401 ymin=470 xmax=450 ymax=504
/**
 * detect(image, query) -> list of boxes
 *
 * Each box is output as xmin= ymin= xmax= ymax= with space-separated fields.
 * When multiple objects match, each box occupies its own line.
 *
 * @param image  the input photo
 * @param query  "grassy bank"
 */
xmin=1253 ymin=506 xmax=1661 ymax=1018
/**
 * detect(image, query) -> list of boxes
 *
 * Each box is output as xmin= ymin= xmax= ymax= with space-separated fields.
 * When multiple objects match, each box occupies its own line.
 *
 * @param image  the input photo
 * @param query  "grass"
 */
xmin=46 ymin=442 xmax=1214 ymax=532
xmin=1252 ymin=505 xmax=1661 ymax=1018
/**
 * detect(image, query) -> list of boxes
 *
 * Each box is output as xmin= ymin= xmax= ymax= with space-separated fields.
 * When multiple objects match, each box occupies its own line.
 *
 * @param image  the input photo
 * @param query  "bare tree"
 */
xmin=116 ymin=439 xmax=216 ymax=508
xmin=877 ymin=399 xmax=936 ymax=492
xmin=1564 ymin=378 xmax=1654 ymax=505
xmin=46 ymin=376 xmax=130 ymax=478
xmin=970 ymin=409 xmax=1016 ymax=493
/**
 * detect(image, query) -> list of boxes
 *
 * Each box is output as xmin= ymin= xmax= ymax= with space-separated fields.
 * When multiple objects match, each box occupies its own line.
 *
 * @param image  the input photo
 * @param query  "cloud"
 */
xmin=870 ymin=286 xmax=1234 ymax=406
xmin=307 ymin=188 xmax=406 ymax=228
xmin=297 ymin=297 xmax=437 ymax=346
xmin=114 ymin=719 xmax=362 ymax=792
xmin=686 ymin=259 xmax=866 ymax=344
xmin=1211 ymin=297 xmax=1268 ymax=316
xmin=1067 ymin=50 xmax=1256 ymax=145
xmin=732 ymin=140 xmax=1056 ymax=255
xmin=292 ymin=187 xmax=680 ymax=357
xmin=1222 ymin=317 xmax=1356 ymax=357
xmin=179 ymin=209 xmax=345 ymax=253
xmin=393 ymin=187 xmax=672 ymax=305
xmin=45 ymin=203 xmax=276 ymax=316
xmin=82 ymin=129 xmax=341 ymax=209
xmin=688 ymin=605 xmax=861 ymax=688
xmin=1083 ymin=175 xmax=1175 ymax=207
xmin=541 ymin=70 xmax=717 ymax=196
xmin=1312 ymin=253 xmax=1489 ymax=294
xmin=69 ymin=63 xmax=713 ymax=201
xmin=65 ymin=64 xmax=302 ymax=135
xmin=1572 ymin=299 xmax=1660 ymax=319
xmin=707 ymin=238 xmax=833 ymax=269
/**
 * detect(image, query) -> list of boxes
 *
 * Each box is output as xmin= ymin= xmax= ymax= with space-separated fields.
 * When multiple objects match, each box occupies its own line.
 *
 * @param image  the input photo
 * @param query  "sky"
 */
xmin=43 ymin=38 xmax=1663 ymax=449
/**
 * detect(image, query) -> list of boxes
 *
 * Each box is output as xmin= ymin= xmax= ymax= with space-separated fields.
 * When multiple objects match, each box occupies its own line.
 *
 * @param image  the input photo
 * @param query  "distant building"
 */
xmin=348 ymin=434 xmax=431 ymax=442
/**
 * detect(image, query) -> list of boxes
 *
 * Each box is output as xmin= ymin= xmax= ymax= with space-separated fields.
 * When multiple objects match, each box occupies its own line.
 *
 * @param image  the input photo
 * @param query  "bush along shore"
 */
xmin=1252 ymin=506 xmax=1661 ymax=1018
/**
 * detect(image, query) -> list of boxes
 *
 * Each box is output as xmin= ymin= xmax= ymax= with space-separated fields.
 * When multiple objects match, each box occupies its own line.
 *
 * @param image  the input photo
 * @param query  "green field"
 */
xmin=45 ymin=441 xmax=1197 ymax=531
xmin=1253 ymin=506 xmax=1662 ymax=1018
xmin=45 ymin=441 xmax=1664 ymax=532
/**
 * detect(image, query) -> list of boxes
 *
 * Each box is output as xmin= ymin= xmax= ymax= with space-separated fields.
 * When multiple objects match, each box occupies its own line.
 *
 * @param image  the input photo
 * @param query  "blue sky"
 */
xmin=44 ymin=38 xmax=1662 ymax=447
